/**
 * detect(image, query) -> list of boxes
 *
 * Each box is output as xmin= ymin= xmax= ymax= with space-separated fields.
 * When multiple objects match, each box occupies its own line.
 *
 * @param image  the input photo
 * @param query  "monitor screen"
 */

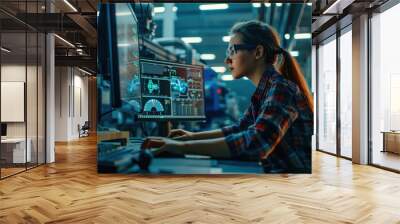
xmin=137 ymin=59 xmax=206 ymax=120
xmin=1 ymin=123 xmax=7 ymax=137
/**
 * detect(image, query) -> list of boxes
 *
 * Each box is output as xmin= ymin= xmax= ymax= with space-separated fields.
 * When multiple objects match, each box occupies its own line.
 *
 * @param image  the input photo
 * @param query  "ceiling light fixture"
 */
xmin=181 ymin=37 xmax=202 ymax=44
xmin=290 ymin=51 xmax=299 ymax=57
xmin=78 ymin=67 xmax=92 ymax=76
xmin=222 ymin=36 xmax=231 ymax=42
xmin=322 ymin=0 xmax=346 ymax=14
xmin=221 ymin=74 xmax=233 ymax=81
xmin=63 ymin=0 xmax=78 ymax=12
xmin=200 ymin=54 xmax=216 ymax=60
xmin=154 ymin=7 xmax=165 ymax=13
xmin=1 ymin=47 xmax=11 ymax=53
xmin=199 ymin=4 xmax=229 ymax=11
xmin=54 ymin=34 xmax=75 ymax=48
xmin=211 ymin=66 xmax=226 ymax=73
xmin=294 ymin=33 xmax=312 ymax=39
xmin=252 ymin=3 xmax=271 ymax=7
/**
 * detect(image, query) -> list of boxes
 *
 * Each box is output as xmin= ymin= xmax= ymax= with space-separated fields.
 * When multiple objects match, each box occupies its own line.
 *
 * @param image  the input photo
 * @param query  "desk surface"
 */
xmin=98 ymin=142 xmax=265 ymax=174
xmin=1 ymin=138 xmax=27 ymax=143
xmin=381 ymin=131 xmax=400 ymax=134
xmin=149 ymin=158 xmax=264 ymax=174
xmin=117 ymin=157 xmax=264 ymax=174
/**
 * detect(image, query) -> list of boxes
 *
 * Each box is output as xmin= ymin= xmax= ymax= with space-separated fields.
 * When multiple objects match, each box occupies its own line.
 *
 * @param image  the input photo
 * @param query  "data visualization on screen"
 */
xmin=137 ymin=59 xmax=205 ymax=120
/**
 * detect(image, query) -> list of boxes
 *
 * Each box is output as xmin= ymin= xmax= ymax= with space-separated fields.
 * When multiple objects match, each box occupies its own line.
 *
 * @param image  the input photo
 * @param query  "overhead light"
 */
xmin=154 ymin=7 xmax=165 ymax=14
xmin=117 ymin=43 xmax=131 ymax=47
xmin=290 ymin=51 xmax=299 ymax=57
xmin=154 ymin=6 xmax=177 ymax=13
xmin=222 ymin=36 xmax=231 ymax=42
xmin=294 ymin=33 xmax=312 ymax=39
xmin=252 ymin=3 xmax=271 ymax=7
xmin=276 ymin=3 xmax=283 ymax=7
xmin=200 ymin=54 xmax=216 ymax=60
xmin=181 ymin=37 xmax=202 ymax=44
xmin=307 ymin=2 xmax=312 ymax=6
xmin=221 ymin=74 xmax=233 ymax=81
xmin=116 ymin=11 xmax=131 ymax=16
xmin=54 ymin=34 xmax=75 ymax=48
xmin=322 ymin=0 xmax=342 ymax=14
xmin=211 ymin=66 xmax=226 ymax=73
xmin=78 ymin=67 xmax=92 ymax=76
xmin=63 ymin=0 xmax=78 ymax=12
xmin=284 ymin=33 xmax=290 ymax=40
xmin=199 ymin=4 xmax=228 ymax=11
xmin=1 ymin=47 xmax=11 ymax=53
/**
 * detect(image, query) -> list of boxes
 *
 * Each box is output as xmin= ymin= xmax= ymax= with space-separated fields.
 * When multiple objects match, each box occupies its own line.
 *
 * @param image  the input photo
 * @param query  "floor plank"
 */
xmin=0 ymin=135 xmax=400 ymax=223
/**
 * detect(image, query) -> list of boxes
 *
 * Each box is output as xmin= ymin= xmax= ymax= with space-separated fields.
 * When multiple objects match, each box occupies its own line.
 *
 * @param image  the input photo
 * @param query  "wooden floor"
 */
xmin=1 ymin=136 xmax=400 ymax=223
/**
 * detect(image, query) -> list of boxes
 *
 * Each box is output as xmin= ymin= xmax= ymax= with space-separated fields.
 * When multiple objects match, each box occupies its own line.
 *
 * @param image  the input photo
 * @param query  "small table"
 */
xmin=1 ymin=138 xmax=31 ymax=164
xmin=381 ymin=131 xmax=400 ymax=154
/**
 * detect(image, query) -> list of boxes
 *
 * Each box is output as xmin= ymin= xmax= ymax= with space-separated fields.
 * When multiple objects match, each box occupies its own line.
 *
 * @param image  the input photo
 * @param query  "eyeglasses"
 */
xmin=226 ymin=44 xmax=257 ymax=58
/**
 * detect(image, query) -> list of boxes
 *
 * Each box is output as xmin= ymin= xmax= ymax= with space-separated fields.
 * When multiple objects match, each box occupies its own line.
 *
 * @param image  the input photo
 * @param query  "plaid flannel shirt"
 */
xmin=222 ymin=66 xmax=313 ymax=173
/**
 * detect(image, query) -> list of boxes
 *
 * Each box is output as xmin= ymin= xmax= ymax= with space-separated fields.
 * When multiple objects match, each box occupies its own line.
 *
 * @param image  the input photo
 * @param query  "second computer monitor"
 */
xmin=1 ymin=123 xmax=7 ymax=137
xmin=137 ymin=59 xmax=206 ymax=121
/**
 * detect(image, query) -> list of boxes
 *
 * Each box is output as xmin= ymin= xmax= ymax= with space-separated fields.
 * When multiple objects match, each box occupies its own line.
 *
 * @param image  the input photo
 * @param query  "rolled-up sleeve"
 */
xmin=224 ymin=82 xmax=299 ymax=159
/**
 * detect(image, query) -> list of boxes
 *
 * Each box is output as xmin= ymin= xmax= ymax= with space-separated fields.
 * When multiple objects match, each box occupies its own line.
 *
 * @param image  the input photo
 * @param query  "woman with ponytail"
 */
xmin=143 ymin=20 xmax=314 ymax=173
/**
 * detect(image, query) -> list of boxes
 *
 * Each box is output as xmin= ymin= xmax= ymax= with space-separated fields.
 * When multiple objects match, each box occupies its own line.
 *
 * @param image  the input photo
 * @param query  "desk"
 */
xmin=97 ymin=131 xmax=129 ymax=145
xmin=1 ymin=138 xmax=31 ymax=163
xmin=147 ymin=158 xmax=264 ymax=174
xmin=382 ymin=131 xmax=400 ymax=154
xmin=98 ymin=141 xmax=265 ymax=174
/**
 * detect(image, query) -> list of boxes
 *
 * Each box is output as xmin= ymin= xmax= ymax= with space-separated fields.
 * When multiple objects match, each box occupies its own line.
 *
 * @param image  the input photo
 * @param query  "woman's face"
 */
xmin=224 ymin=33 xmax=257 ymax=79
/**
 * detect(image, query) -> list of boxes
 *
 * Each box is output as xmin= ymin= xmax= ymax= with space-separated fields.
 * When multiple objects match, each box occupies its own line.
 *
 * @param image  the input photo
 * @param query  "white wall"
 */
xmin=54 ymin=67 xmax=89 ymax=141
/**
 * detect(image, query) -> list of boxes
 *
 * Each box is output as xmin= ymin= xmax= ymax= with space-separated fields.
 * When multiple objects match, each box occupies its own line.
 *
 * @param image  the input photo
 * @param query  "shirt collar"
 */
xmin=252 ymin=65 xmax=278 ymax=101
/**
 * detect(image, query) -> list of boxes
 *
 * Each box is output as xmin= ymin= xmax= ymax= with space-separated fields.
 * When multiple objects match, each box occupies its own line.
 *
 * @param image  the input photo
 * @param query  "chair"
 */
xmin=78 ymin=121 xmax=90 ymax=138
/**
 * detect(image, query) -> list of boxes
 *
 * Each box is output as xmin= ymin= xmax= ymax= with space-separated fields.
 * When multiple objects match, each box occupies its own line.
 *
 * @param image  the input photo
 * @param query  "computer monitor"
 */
xmin=1 ymin=123 xmax=7 ymax=137
xmin=98 ymin=3 xmax=140 ymax=109
xmin=137 ymin=59 xmax=206 ymax=121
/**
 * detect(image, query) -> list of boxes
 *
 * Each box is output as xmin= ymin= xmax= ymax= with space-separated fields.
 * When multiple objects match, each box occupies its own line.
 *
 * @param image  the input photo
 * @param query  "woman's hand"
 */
xmin=142 ymin=136 xmax=185 ymax=156
xmin=168 ymin=129 xmax=194 ymax=140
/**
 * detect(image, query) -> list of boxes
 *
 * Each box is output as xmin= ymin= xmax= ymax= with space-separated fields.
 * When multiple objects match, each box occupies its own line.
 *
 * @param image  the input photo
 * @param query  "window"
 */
xmin=317 ymin=37 xmax=337 ymax=154
xmin=371 ymin=3 xmax=400 ymax=171
xmin=339 ymin=29 xmax=352 ymax=158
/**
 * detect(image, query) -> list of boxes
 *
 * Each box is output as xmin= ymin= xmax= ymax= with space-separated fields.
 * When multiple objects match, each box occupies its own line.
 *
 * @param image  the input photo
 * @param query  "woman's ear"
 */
xmin=255 ymin=45 xmax=264 ymax=60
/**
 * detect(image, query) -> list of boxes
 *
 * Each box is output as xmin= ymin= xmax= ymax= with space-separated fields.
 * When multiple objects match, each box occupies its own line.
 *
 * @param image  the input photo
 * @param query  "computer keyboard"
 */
xmin=97 ymin=141 xmax=143 ymax=173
